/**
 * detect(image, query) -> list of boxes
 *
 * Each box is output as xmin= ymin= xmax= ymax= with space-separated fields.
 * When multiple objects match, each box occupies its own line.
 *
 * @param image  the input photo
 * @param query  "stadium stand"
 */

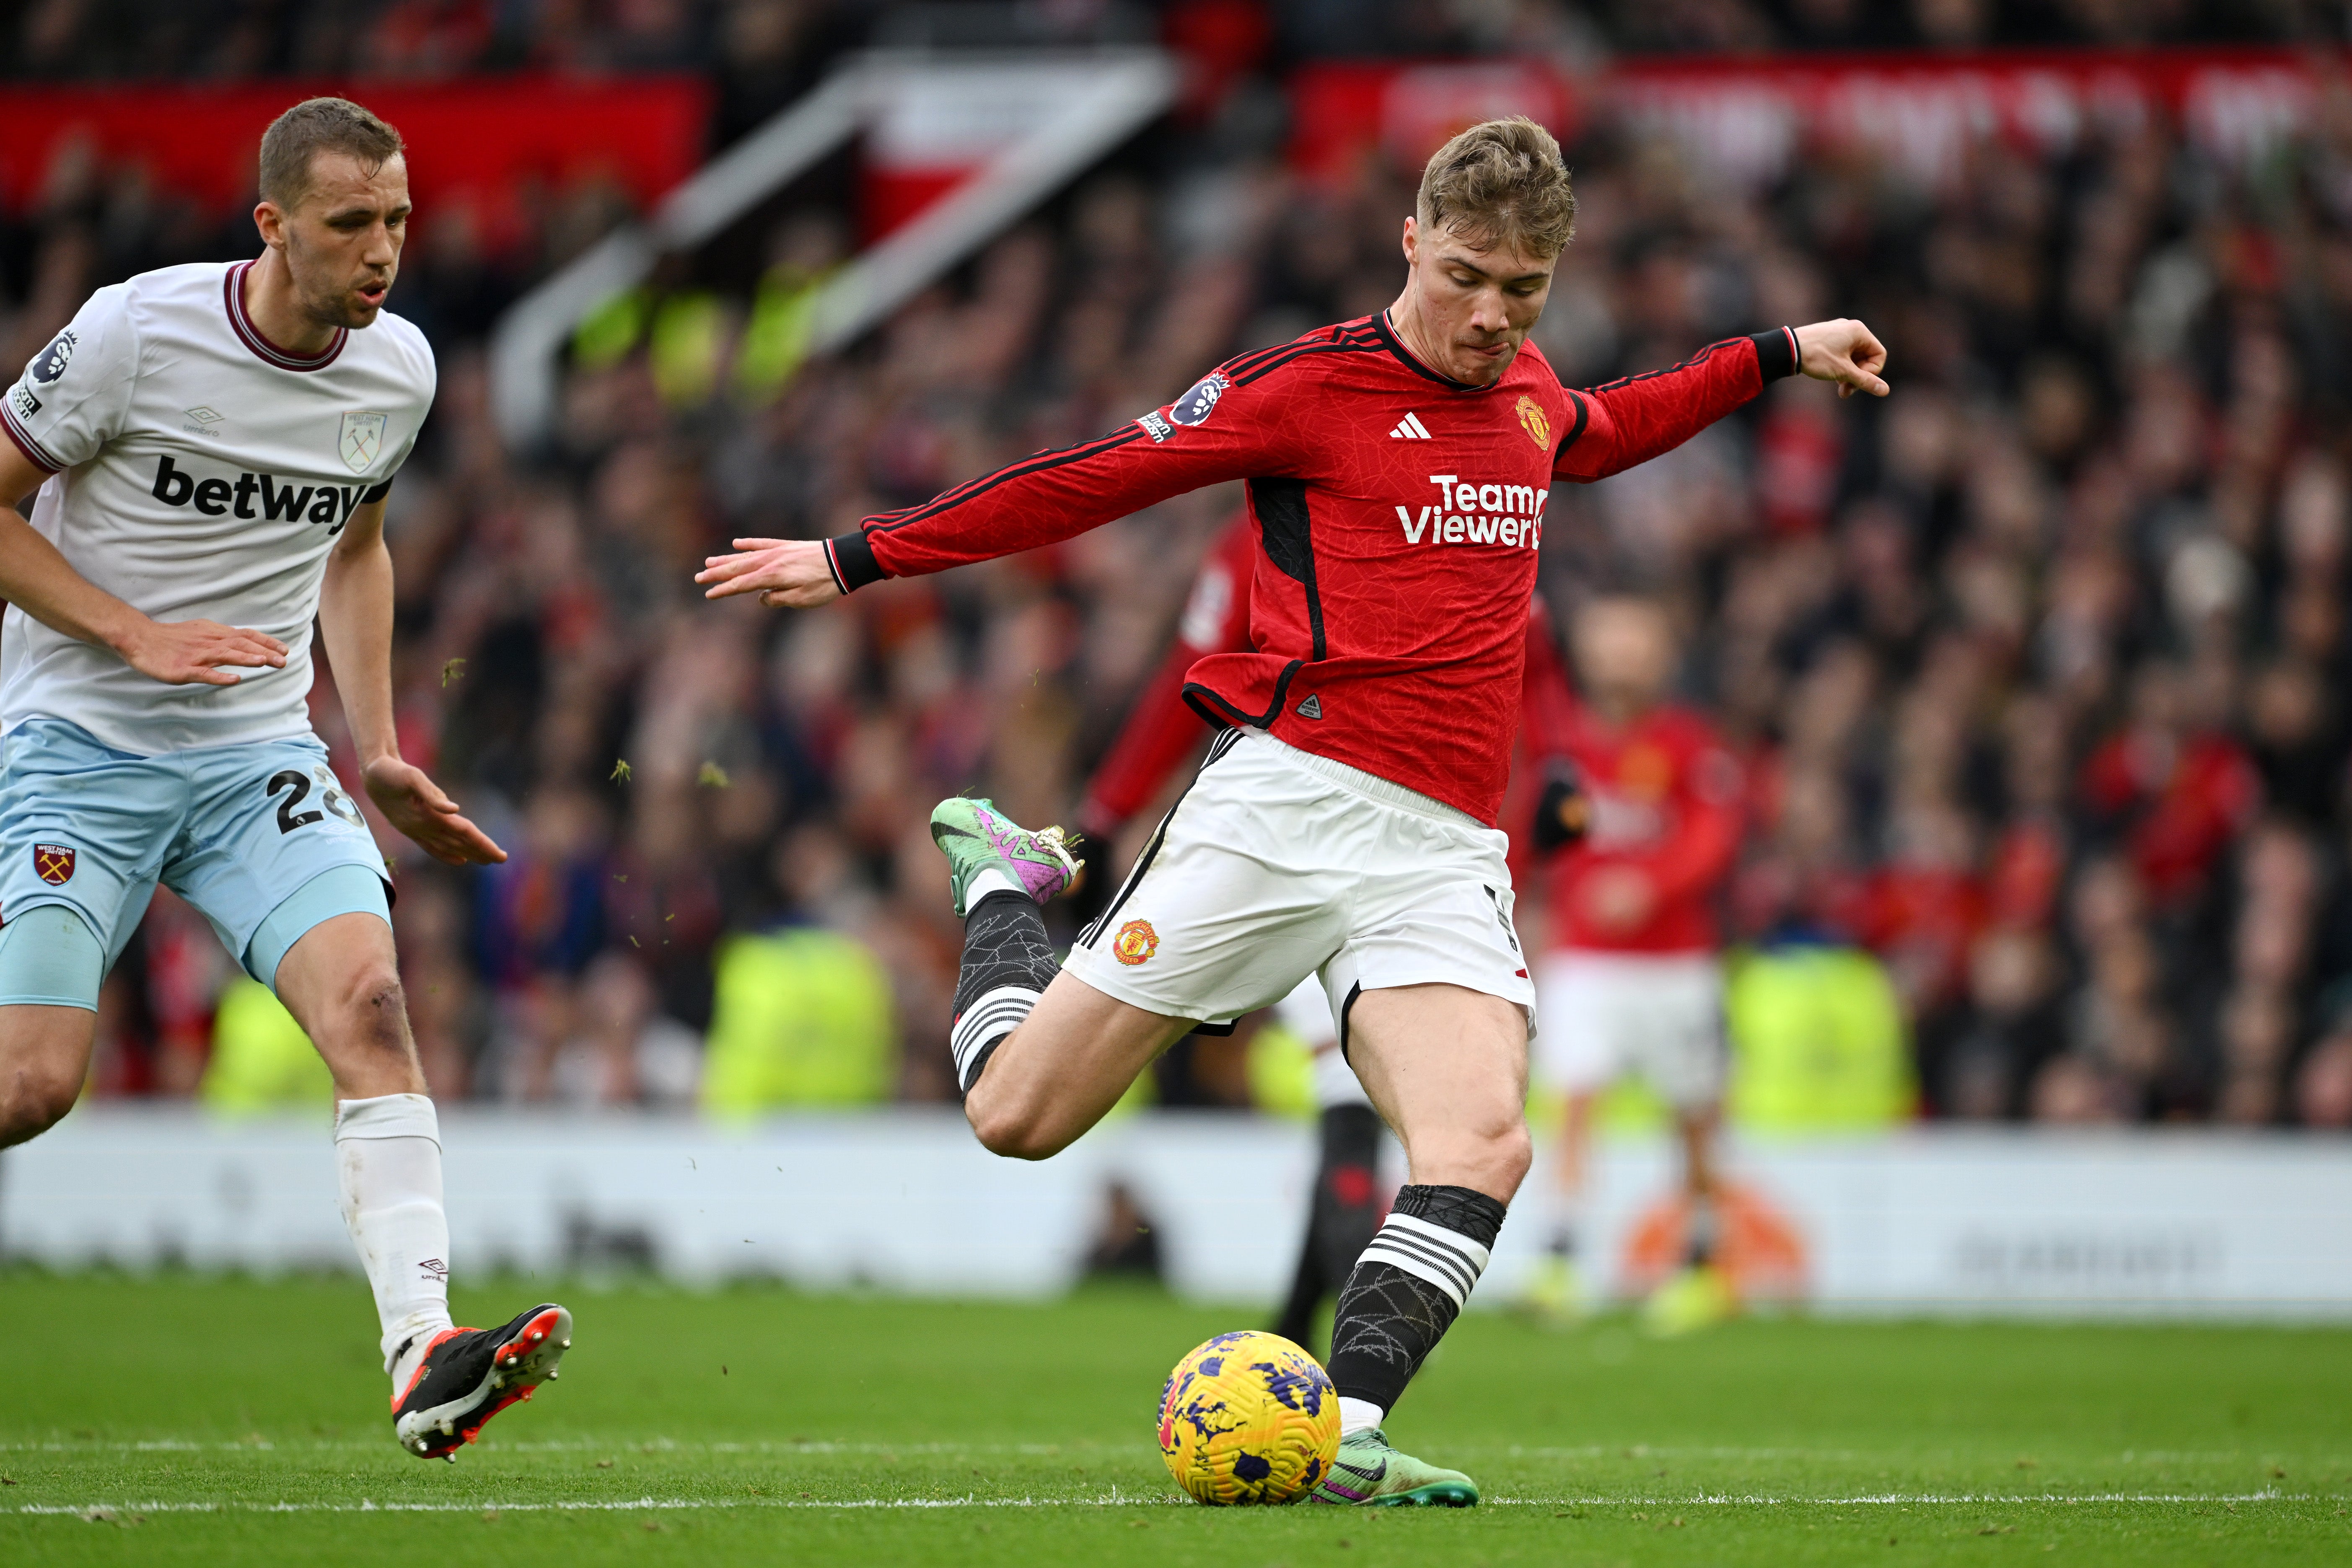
xmin=6 ymin=0 xmax=2352 ymax=1132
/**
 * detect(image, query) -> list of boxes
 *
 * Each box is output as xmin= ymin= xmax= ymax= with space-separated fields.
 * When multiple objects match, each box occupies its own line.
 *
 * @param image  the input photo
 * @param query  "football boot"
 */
xmin=1515 ymin=1252 xmax=1590 ymax=1330
xmin=1641 ymin=1263 xmax=1737 ymax=1338
xmin=393 ymin=1302 xmax=571 ymax=1460
xmin=1307 ymin=1428 xmax=1479 ymax=1507
xmin=929 ymin=796 xmax=1078 ymax=917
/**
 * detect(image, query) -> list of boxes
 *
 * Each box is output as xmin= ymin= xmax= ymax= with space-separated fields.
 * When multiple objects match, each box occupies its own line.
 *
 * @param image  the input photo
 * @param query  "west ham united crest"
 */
xmin=33 ymin=843 xmax=74 ymax=885
xmin=338 ymin=410 xmax=389 ymax=473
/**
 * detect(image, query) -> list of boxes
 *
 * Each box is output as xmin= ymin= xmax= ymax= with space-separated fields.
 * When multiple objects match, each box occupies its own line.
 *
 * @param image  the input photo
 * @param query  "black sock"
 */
xmin=1327 ymin=1183 xmax=1506 ymax=1415
xmin=948 ymin=891 xmax=1059 ymax=1093
xmin=1272 ymin=1104 xmax=1385 ymax=1354
xmin=1685 ymin=1194 xmax=1720 ymax=1267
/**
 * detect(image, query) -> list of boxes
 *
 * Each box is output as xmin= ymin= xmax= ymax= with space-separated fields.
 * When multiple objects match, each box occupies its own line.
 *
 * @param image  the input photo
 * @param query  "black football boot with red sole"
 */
xmin=393 ymin=1303 xmax=572 ymax=1460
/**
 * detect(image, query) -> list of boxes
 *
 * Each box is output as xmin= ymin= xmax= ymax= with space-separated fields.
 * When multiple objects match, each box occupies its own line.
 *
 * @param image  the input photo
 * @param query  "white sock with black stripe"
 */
xmin=949 ymin=984 xmax=1039 ymax=1087
xmin=1357 ymin=1211 xmax=1493 ymax=1305
xmin=1326 ymin=1184 xmax=1508 ymax=1434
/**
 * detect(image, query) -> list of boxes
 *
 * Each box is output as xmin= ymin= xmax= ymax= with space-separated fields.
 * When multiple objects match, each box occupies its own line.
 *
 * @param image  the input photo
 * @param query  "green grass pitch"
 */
xmin=3 ymin=1270 xmax=2349 ymax=1565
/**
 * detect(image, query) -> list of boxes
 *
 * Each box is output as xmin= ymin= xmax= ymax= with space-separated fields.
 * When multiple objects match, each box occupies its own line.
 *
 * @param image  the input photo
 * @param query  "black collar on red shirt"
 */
xmin=1375 ymin=309 xmax=1510 ymax=392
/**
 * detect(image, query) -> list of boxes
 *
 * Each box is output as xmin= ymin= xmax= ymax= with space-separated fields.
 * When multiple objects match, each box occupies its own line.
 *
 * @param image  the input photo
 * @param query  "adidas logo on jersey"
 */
xmin=1389 ymin=412 xmax=1432 ymax=440
xmin=149 ymin=454 xmax=367 ymax=533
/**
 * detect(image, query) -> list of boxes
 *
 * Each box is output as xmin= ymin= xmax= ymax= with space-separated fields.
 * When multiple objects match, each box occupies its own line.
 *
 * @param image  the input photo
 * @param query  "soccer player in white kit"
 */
xmin=0 ymin=98 xmax=568 ymax=1460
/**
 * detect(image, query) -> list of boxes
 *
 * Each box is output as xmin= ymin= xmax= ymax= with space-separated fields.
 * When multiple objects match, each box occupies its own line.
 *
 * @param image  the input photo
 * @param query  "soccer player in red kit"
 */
xmin=702 ymin=116 xmax=1889 ymax=1504
xmin=1079 ymin=512 xmax=1588 ymax=1359
xmin=1518 ymin=597 xmax=1746 ymax=1336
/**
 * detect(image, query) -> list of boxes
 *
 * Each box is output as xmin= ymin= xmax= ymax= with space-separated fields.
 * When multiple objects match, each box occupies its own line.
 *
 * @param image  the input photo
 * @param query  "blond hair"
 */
xmin=1415 ymin=116 xmax=1576 ymax=258
xmin=259 ymin=97 xmax=405 ymax=210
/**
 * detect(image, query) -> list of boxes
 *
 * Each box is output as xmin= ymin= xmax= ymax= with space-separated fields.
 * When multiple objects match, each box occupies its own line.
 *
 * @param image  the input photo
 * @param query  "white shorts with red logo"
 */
xmin=1063 ymin=730 xmax=1535 ymax=1049
xmin=1532 ymin=949 xmax=1724 ymax=1109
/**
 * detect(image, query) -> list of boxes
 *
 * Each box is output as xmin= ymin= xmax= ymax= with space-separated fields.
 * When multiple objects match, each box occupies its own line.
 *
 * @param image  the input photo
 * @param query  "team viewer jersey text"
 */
xmin=829 ymin=313 xmax=1797 ymax=824
xmin=0 ymin=261 xmax=433 ymax=756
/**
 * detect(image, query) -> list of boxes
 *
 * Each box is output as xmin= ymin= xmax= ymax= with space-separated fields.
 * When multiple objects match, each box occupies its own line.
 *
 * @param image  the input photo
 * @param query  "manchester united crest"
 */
xmin=33 ymin=843 xmax=74 ymax=885
xmin=1112 ymin=918 xmax=1160 ymax=966
xmin=338 ymin=410 xmax=389 ymax=474
xmin=1514 ymin=393 xmax=1551 ymax=451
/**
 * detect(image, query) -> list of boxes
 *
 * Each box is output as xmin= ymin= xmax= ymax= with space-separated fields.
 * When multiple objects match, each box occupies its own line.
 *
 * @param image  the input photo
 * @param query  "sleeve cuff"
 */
xmin=825 ymin=530 xmax=885 ymax=594
xmin=0 ymin=403 xmax=62 ymax=476
xmin=1752 ymin=326 xmax=1799 ymax=382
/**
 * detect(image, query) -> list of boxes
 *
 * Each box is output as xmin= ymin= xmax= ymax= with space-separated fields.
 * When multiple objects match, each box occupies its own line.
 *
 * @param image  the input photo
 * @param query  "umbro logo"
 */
xmin=185 ymin=406 xmax=224 ymax=424
xmin=1388 ymin=412 xmax=1432 ymax=440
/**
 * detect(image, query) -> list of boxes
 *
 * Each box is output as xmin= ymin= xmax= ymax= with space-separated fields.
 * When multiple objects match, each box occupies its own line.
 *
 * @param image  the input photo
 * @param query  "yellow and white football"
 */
xmin=1157 ymin=1330 xmax=1341 ymax=1505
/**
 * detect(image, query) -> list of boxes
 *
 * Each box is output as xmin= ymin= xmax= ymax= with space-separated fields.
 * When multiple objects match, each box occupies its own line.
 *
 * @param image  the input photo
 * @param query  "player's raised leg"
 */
xmin=929 ymin=795 xmax=1192 ymax=1155
xmin=1310 ymin=982 xmax=1529 ymax=1508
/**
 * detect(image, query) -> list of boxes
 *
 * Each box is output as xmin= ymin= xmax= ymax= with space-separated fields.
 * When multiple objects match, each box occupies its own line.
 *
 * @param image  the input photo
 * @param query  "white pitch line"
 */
xmin=12 ymin=1490 xmax=2315 ymax=1517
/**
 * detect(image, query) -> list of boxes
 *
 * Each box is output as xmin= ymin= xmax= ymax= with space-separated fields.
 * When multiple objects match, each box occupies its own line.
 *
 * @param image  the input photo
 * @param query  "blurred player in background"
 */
xmin=1520 ymin=596 xmax=1745 ymax=1335
xmin=0 ymin=98 xmax=567 ymax=1459
xmin=706 ymin=115 xmax=1887 ymax=1504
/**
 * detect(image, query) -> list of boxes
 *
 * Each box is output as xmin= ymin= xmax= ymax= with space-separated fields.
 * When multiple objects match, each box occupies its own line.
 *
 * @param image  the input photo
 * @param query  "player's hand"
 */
xmin=697 ymin=538 xmax=842 ymax=609
xmin=1578 ymin=865 xmax=1657 ymax=935
xmin=363 ymin=757 xmax=508 ymax=867
xmin=116 ymin=617 xmax=288 ymax=686
xmin=1792 ymin=318 xmax=1890 ymax=399
xmin=1531 ymin=763 xmax=1590 ymax=852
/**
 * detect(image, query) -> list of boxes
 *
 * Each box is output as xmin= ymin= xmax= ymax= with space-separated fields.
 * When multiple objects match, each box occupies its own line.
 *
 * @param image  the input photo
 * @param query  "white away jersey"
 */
xmin=0 ymin=260 xmax=434 ymax=754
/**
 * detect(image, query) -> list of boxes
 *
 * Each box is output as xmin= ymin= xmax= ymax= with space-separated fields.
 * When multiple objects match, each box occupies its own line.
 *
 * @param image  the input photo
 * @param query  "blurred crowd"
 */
xmin=10 ymin=11 xmax=2352 ymax=1130
xmin=5 ymin=0 xmax=2342 ymax=91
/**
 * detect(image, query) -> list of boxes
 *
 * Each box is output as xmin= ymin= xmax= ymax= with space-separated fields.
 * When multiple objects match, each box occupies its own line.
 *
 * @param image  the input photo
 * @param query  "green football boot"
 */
xmin=1514 ymin=1252 xmax=1590 ymax=1330
xmin=1308 ymin=1428 xmax=1480 ymax=1507
xmin=928 ymin=796 xmax=1079 ymax=918
xmin=1641 ymin=1262 xmax=1737 ymax=1338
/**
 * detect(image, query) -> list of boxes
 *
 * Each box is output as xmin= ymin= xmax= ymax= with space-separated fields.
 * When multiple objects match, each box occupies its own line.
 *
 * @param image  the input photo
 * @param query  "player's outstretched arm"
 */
xmin=0 ymin=444 xmax=288 ymax=685
xmin=1554 ymin=319 xmax=1890 ymax=484
xmin=704 ymin=360 xmax=1298 ymax=607
xmin=320 ymin=496 xmax=506 ymax=866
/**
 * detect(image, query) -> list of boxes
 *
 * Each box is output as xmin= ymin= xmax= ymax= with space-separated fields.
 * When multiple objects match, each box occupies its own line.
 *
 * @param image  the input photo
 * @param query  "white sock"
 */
xmin=335 ymin=1093 xmax=456 ymax=1387
xmin=1338 ymin=1396 xmax=1386 ymax=1437
xmin=963 ymin=867 xmax=1023 ymax=907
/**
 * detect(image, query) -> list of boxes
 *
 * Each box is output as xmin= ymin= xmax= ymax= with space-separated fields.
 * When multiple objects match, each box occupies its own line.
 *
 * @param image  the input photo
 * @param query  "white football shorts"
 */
xmin=1064 ymin=729 xmax=1534 ymax=1051
xmin=1531 ymin=949 xmax=1725 ymax=1110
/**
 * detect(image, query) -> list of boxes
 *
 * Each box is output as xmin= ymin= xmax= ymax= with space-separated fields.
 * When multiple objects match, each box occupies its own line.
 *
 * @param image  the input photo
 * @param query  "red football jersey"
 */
xmin=1523 ymin=682 xmax=1745 ymax=955
xmin=829 ymin=313 xmax=1795 ymax=824
xmin=1081 ymin=511 xmax=1582 ymax=836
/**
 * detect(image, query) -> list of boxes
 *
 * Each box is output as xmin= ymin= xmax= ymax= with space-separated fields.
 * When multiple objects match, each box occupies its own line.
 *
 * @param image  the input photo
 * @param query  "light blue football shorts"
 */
xmin=0 ymin=717 xmax=393 ymax=1007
